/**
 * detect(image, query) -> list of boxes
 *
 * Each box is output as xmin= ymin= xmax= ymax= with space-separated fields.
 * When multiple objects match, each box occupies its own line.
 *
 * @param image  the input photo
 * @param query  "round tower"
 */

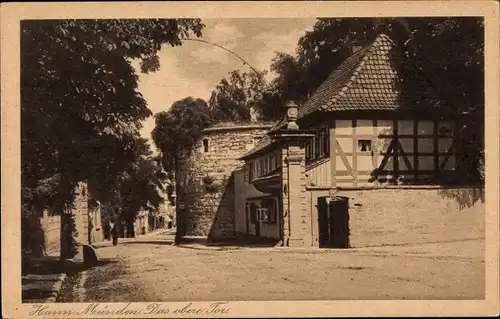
xmin=175 ymin=122 xmax=273 ymax=241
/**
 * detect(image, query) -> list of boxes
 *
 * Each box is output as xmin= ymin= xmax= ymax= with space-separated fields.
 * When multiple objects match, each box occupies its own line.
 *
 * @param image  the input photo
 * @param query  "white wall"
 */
xmin=332 ymin=119 xmax=456 ymax=186
xmin=233 ymin=169 xmax=265 ymax=234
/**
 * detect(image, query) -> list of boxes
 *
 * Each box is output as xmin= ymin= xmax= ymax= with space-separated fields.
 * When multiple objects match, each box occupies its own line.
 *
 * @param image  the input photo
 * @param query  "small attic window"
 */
xmin=202 ymin=139 xmax=209 ymax=153
xmin=358 ymin=140 xmax=372 ymax=152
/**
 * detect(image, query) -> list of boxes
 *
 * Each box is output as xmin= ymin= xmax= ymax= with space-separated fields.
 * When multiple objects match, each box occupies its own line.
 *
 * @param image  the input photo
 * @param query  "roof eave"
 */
xmin=238 ymin=141 xmax=280 ymax=161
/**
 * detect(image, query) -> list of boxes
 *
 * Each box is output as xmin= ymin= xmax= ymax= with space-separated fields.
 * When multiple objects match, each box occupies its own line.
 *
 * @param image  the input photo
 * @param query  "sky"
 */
xmin=132 ymin=18 xmax=317 ymax=150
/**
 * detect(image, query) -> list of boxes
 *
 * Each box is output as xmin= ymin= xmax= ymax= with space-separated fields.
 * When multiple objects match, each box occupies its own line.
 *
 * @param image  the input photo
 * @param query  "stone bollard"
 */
xmin=82 ymin=244 xmax=99 ymax=267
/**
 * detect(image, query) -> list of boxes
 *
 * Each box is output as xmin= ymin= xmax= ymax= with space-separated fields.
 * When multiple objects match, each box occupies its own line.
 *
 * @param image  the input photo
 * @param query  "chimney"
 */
xmin=351 ymin=41 xmax=363 ymax=54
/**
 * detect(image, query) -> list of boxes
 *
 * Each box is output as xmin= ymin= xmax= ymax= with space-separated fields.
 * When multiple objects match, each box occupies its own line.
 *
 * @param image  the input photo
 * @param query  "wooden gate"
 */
xmin=317 ymin=196 xmax=350 ymax=248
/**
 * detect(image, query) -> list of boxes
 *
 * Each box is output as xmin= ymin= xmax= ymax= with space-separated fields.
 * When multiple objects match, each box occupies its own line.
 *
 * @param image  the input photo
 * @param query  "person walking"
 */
xmin=110 ymin=219 xmax=118 ymax=246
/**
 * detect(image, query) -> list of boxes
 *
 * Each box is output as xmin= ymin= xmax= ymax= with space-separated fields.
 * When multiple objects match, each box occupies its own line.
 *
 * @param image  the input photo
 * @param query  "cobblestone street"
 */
xmin=58 ymin=231 xmax=485 ymax=302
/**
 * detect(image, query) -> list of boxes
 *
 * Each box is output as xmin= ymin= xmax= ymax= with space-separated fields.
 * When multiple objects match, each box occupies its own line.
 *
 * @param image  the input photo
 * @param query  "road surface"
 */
xmin=58 ymin=231 xmax=485 ymax=302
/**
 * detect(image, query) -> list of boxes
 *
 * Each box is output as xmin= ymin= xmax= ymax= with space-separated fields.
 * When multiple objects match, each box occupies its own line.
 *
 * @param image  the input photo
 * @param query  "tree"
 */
xmin=264 ymin=17 xmax=484 ymax=181
xmin=105 ymin=138 xmax=168 ymax=237
xmin=151 ymin=97 xmax=213 ymax=174
xmin=294 ymin=18 xmax=483 ymax=110
xmin=208 ymin=69 xmax=269 ymax=122
xmin=21 ymin=19 xmax=205 ymax=216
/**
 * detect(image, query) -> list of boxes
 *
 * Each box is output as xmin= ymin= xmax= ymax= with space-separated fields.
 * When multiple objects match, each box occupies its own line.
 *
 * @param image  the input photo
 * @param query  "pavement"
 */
xmin=22 ymin=273 xmax=67 ymax=303
xmin=24 ymin=228 xmax=485 ymax=302
xmin=21 ymin=228 xmax=173 ymax=303
xmin=174 ymin=234 xmax=485 ymax=261
xmin=21 ymin=255 xmax=68 ymax=303
xmin=59 ymin=233 xmax=484 ymax=302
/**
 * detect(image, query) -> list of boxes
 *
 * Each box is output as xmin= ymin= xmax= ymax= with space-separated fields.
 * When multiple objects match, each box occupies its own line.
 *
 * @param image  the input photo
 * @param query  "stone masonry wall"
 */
xmin=41 ymin=214 xmax=61 ymax=255
xmin=74 ymin=182 xmax=89 ymax=246
xmin=176 ymin=124 xmax=272 ymax=241
xmin=308 ymin=187 xmax=484 ymax=248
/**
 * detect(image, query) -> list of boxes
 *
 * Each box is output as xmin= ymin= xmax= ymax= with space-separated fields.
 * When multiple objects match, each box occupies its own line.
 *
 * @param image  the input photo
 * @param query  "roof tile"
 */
xmin=298 ymin=34 xmax=448 ymax=118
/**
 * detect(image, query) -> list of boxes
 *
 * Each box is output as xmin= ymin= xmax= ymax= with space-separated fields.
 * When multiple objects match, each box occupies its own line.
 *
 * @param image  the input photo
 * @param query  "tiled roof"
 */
xmin=239 ymin=134 xmax=273 ymax=160
xmin=297 ymin=34 xmax=448 ymax=119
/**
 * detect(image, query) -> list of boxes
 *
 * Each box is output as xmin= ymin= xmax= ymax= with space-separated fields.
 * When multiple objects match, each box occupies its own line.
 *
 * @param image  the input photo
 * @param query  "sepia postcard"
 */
xmin=1 ymin=1 xmax=499 ymax=318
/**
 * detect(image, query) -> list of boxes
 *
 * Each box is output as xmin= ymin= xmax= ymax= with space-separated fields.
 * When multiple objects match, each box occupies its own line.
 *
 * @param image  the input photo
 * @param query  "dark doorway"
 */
xmin=250 ymin=203 xmax=260 ymax=237
xmin=317 ymin=196 xmax=350 ymax=248
xmin=245 ymin=205 xmax=250 ymax=235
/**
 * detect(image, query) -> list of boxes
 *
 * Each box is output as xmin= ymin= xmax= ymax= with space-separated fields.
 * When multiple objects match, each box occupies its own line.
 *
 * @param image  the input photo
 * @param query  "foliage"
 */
xmin=151 ymin=17 xmax=484 ymax=183
xmin=21 ymin=18 xmax=205 ymax=214
xmin=60 ymin=209 xmax=79 ymax=259
xmin=208 ymin=69 xmax=269 ymax=122
xmin=264 ymin=17 xmax=484 ymax=182
xmin=102 ymin=138 xmax=168 ymax=228
xmin=201 ymin=174 xmax=218 ymax=193
xmin=202 ymin=174 xmax=215 ymax=185
xmin=151 ymin=97 xmax=213 ymax=173
xmin=266 ymin=18 xmax=483 ymax=111
xmin=21 ymin=211 xmax=46 ymax=258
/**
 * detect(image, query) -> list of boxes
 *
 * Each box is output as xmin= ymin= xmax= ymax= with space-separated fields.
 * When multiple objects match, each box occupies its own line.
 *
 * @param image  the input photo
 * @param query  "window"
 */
xmin=202 ymin=139 xmax=209 ymax=153
xmin=269 ymin=155 xmax=275 ymax=171
xmin=358 ymin=139 xmax=372 ymax=152
xmin=257 ymin=208 xmax=269 ymax=222
xmin=248 ymin=162 xmax=254 ymax=182
xmin=306 ymin=126 xmax=330 ymax=164
xmin=305 ymin=141 xmax=312 ymax=161
xmin=317 ymin=129 xmax=328 ymax=157
xmin=248 ymin=200 xmax=278 ymax=224
xmin=261 ymin=198 xmax=278 ymax=224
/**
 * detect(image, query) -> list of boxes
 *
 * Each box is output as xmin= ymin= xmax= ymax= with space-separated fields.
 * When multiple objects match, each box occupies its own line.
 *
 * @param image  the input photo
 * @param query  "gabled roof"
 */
xmin=297 ymin=34 xmax=449 ymax=119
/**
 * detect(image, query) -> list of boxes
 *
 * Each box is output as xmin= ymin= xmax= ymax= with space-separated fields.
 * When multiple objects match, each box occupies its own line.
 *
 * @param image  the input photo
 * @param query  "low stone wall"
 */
xmin=308 ymin=186 xmax=485 ymax=248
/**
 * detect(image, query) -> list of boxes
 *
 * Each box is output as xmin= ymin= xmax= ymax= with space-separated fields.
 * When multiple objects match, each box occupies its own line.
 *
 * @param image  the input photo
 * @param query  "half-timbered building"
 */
xmin=237 ymin=33 xmax=464 ymax=248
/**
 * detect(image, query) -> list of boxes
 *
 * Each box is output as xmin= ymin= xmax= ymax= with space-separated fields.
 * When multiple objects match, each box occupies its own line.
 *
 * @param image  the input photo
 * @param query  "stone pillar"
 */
xmin=281 ymin=148 xmax=290 ymax=245
xmin=283 ymin=144 xmax=311 ymax=247
xmin=72 ymin=182 xmax=88 ymax=262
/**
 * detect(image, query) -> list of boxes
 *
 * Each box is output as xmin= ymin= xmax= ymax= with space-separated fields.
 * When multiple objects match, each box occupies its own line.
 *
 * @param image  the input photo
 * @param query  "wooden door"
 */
xmin=317 ymin=197 xmax=330 ymax=248
xmin=329 ymin=197 xmax=350 ymax=248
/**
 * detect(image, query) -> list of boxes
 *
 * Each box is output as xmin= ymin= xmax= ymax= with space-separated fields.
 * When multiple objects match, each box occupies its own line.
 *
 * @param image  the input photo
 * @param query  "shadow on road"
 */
xmin=177 ymin=235 xmax=281 ymax=248
xmin=23 ymin=255 xmax=118 ymax=276
xmin=120 ymin=240 xmax=174 ymax=246
xmin=22 ymin=255 xmax=118 ymax=302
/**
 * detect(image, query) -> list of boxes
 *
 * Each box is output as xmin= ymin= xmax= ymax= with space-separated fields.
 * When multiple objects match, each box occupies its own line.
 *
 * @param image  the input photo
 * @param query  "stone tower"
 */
xmin=175 ymin=122 xmax=273 ymax=241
